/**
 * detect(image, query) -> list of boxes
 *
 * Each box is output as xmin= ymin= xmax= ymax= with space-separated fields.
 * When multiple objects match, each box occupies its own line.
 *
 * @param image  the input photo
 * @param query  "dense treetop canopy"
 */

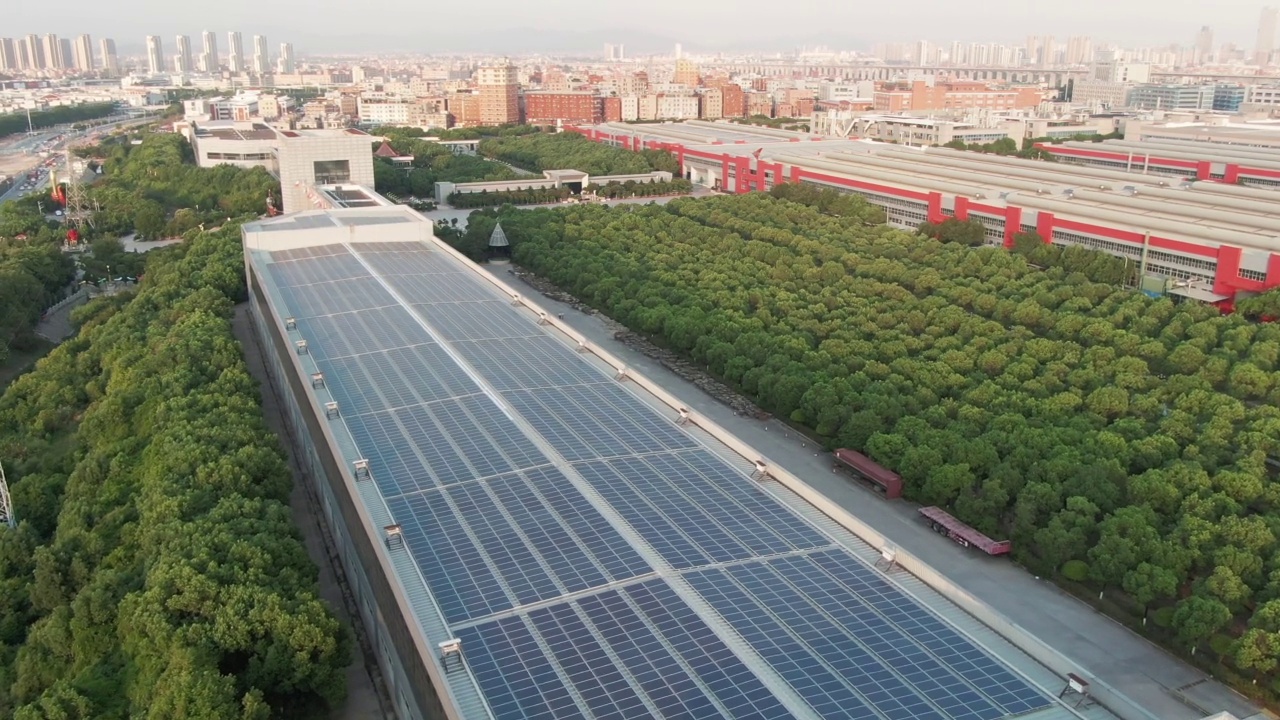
xmin=0 ymin=134 xmax=347 ymax=719
xmin=477 ymin=132 xmax=681 ymax=176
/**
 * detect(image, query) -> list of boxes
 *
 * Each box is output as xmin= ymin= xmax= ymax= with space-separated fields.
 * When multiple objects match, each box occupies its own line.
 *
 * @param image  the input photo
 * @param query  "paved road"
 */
xmin=34 ymin=289 xmax=88 ymax=342
xmin=0 ymin=115 xmax=158 ymax=205
xmin=484 ymin=265 xmax=1262 ymax=720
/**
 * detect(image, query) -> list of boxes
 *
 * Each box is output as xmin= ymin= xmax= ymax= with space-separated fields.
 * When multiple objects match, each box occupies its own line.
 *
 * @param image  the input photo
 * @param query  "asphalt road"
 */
xmin=483 ymin=264 xmax=1262 ymax=720
xmin=0 ymin=114 xmax=158 ymax=206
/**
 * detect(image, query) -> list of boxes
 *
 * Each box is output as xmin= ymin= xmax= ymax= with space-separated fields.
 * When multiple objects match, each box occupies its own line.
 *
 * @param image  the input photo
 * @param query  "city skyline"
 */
xmin=0 ymin=0 xmax=1277 ymax=54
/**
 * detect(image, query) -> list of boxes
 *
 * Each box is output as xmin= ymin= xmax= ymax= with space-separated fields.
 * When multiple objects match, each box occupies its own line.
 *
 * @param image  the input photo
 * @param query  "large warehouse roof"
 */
xmin=1057 ymin=139 xmax=1280 ymax=172
xmin=243 ymin=206 xmax=1080 ymax=720
xmin=760 ymin=146 xmax=1280 ymax=253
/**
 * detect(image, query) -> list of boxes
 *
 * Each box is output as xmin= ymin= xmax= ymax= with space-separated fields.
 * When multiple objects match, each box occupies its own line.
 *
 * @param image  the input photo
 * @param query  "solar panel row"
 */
xmin=574 ymin=451 xmax=831 ymax=570
xmin=686 ymin=549 xmax=1049 ymax=720
xmin=389 ymin=465 xmax=651 ymax=624
xmin=346 ymin=397 xmax=548 ymax=497
xmin=459 ymin=580 xmax=793 ymax=720
xmin=263 ymin=244 xmax=1055 ymax=720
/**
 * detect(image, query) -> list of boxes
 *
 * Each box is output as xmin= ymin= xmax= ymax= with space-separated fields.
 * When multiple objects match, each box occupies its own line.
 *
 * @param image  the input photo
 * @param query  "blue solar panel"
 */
xmin=262 ymin=245 xmax=1060 ymax=720
xmin=453 ymin=336 xmax=607 ymax=391
xmin=686 ymin=551 xmax=1052 ymax=720
xmin=390 ymin=488 xmax=513 ymax=623
xmin=279 ymin=276 xmax=398 ymax=317
xmin=615 ymin=581 xmax=794 ymax=720
xmin=357 ymin=246 xmax=461 ymax=276
xmin=464 ymin=580 xmax=793 ymax=720
xmin=422 ymin=301 xmax=547 ymax=342
xmin=294 ymin=306 xmax=434 ymax=361
xmin=572 ymin=450 xmax=830 ymax=569
xmin=806 ymin=551 xmax=1051 ymax=716
xmin=319 ymin=344 xmax=481 ymax=416
xmin=387 ymin=469 xmax=651 ymax=624
xmin=457 ymin=616 xmax=586 ymax=720
xmin=345 ymin=396 xmax=548 ymax=496
xmin=266 ymin=251 xmax=370 ymax=288
xmin=523 ymin=467 xmax=651 ymax=581
xmin=504 ymin=383 xmax=701 ymax=462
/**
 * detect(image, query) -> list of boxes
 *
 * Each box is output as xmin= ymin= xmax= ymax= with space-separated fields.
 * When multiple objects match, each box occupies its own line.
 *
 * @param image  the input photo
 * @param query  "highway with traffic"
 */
xmin=0 ymin=112 xmax=162 ymax=206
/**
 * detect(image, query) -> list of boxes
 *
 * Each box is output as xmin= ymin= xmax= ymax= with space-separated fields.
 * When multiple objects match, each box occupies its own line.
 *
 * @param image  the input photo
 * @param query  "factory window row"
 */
xmin=887 ymin=208 xmax=929 ymax=227
xmin=955 ymin=133 xmax=1010 ymax=143
xmin=1240 ymin=176 xmax=1280 ymax=188
xmin=969 ymin=213 xmax=1007 ymax=244
xmin=800 ymin=179 xmax=929 ymax=215
xmin=1147 ymin=262 xmax=1214 ymax=284
xmin=1051 ymin=231 xmax=1143 ymax=259
xmin=1058 ymin=155 xmax=1193 ymax=178
xmin=1239 ymin=267 xmax=1269 ymax=282
xmin=205 ymin=151 xmax=274 ymax=161
xmin=1147 ymin=249 xmax=1218 ymax=273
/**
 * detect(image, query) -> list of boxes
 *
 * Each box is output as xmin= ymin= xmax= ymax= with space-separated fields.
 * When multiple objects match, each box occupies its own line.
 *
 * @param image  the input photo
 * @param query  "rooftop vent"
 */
xmin=285 ymin=316 xmax=297 ymax=330
xmin=676 ymin=408 xmax=691 ymax=426
xmin=311 ymin=372 xmax=325 ymax=388
xmin=324 ymin=401 xmax=340 ymax=419
xmin=439 ymin=638 xmax=463 ymax=670
xmin=384 ymin=524 xmax=404 ymax=549
xmin=295 ymin=339 xmax=309 ymax=355
xmin=752 ymin=460 xmax=769 ymax=481
xmin=354 ymin=459 xmax=371 ymax=481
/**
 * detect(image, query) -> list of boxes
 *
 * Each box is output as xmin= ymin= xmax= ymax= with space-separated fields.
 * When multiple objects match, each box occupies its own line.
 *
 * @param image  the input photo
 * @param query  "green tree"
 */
xmin=1172 ymin=594 xmax=1233 ymax=648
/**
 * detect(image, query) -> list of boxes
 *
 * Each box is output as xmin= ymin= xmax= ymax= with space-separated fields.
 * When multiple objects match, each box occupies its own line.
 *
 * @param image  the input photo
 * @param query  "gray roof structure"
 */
xmin=242 ymin=204 xmax=1093 ymax=720
xmin=583 ymin=123 xmax=1280 ymax=249
xmin=488 ymin=222 xmax=510 ymax=248
xmin=1059 ymin=138 xmax=1280 ymax=173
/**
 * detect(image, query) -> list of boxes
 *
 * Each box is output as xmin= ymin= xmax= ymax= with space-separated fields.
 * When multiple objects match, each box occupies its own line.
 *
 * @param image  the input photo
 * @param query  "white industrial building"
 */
xmin=184 ymin=121 xmax=375 ymax=213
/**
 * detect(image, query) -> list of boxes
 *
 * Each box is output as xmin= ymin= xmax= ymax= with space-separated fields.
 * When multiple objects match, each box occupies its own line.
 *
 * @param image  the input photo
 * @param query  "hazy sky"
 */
xmin=4 ymin=0 xmax=1270 ymax=54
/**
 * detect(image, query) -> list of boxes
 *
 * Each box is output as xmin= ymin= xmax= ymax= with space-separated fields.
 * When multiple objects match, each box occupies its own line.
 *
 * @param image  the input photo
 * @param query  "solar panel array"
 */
xmin=263 ymin=240 xmax=1055 ymax=720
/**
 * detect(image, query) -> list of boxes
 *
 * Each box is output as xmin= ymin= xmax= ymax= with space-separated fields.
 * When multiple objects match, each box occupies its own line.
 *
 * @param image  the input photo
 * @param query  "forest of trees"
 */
xmin=485 ymin=190 xmax=1280 ymax=698
xmin=942 ymin=132 xmax=1124 ymax=160
xmin=86 ymin=133 xmax=279 ymax=239
xmin=371 ymin=126 xmax=519 ymax=198
xmin=448 ymin=186 xmax=571 ymax=208
xmin=593 ymin=178 xmax=693 ymax=198
xmin=0 ymin=128 xmax=348 ymax=718
xmin=0 ymin=104 xmax=118 ymax=140
xmin=477 ymin=131 xmax=681 ymax=176
xmin=0 ymin=198 xmax=77 ymax=367
xmin=731 ymin=115 xmax=811 ymax=131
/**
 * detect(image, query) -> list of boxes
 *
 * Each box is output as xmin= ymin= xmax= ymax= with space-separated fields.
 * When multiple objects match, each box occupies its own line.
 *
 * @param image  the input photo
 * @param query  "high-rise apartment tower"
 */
xmin=477 ymin=61 xmax=520 ymax=125
xmin=145 ymin=35 xmax=164 ymax=74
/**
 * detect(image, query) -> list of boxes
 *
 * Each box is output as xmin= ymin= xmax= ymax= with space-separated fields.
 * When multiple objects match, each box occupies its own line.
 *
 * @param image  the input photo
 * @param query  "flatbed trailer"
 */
xmin=918 ymin=506 xmax=1011 ymax=556
xmin=832 ymin=448 xmax=903 ymax=499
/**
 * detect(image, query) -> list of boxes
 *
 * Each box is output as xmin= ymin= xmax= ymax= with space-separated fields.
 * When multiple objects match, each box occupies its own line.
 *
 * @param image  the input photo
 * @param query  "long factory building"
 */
xmin=568 ymin=120 xmax=1280 ymax=305
xmin=1037 ymin=137 xmax=1280 ymax=188
xmin=242 ymin=183 xmax=1143 ymax=720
